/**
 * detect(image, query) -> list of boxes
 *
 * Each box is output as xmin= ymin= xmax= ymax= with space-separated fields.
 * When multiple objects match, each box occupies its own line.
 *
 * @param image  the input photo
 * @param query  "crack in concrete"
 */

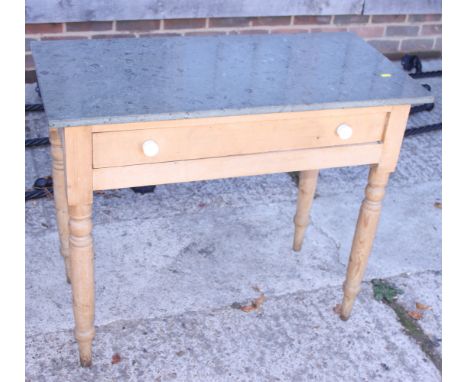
xmin=388 ymin=300 xmax=442 ymax=373
xmin=372 ymin=276 xmax=442 ymax=374
xmin=313 ymin=224 xmax=344 ymax=266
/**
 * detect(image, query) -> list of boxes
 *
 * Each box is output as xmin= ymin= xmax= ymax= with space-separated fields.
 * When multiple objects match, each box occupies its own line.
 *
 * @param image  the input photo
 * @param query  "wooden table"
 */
xmin=32 ymin=32 xmax=432 ymax=367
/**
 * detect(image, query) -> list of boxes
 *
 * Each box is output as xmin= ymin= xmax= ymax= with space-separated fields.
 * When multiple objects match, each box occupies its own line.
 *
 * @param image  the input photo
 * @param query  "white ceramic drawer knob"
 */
xmin=142 ymin=140 xmax=160 ymax=157
xmin=336 ymin=124 xmax=353 ymax=140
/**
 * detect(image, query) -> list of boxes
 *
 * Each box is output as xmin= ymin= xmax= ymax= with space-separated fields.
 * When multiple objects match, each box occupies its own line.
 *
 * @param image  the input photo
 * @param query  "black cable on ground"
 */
xmin=131 ymin=186 xmax=157 ymax=194
xmin=410 ymin=103 xmax=434 ymax=114
xmin=400 ymin=55 xmax=441 ymax=136
xmin=25 ymin=137 xmax=50 ymax=147
xmin=404 ymin=123 xmax=442 ymax=137
xmin=401 ymin=54 xmax=442 ymax=79
xmin=401 ymin=54 xmax=422 ymax=73
xmin=409 ymin=70 xmax=442 ymax=79
xmin=25 ymin=188 xmax=54 ymax=200
xmin=25 ymin=176 xmax=158 ymax=200
xmin=25 ymin=176 xmax=54 ymax=201
xmin=25 ymin=104 xmax=45 ymax=112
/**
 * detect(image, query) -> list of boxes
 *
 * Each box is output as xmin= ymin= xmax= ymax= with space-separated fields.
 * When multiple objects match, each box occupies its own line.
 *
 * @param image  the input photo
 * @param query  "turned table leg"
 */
xmin=63 ymin=126 xmax=95 ymax=366
xmin=293 ymin=170 xmax=319 ymax=252
xmin=69 ymin=204 xmax=95 ymax=367
xmin=50 ymin=129 xmax=71 ymax=283
xmin=340 ymin=166 xmax=390 ymax=320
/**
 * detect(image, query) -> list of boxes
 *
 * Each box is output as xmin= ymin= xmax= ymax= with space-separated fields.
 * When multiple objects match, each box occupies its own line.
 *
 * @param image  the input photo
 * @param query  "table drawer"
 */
xmin=92 ymin=111 xmax=387 ymax=168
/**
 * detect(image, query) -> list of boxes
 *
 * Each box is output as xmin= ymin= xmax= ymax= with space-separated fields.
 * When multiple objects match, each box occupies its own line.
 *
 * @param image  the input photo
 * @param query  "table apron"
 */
xmin=92 ymin=110 xmax=387 ymax=168
xmin=92 ymin=142 xmax=382 ymax=190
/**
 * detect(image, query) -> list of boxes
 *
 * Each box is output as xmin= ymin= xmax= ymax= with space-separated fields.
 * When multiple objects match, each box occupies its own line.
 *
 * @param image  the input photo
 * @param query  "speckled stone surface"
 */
xmin=31 ymin=32 xmax=433 ymax=128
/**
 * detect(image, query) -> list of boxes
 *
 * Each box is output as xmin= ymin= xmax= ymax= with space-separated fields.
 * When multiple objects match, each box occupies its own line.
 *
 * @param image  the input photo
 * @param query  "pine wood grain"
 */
xmin=92 ymin=111 xmax=387 ymax=168
xmin=93 ymin=143 xmax=383 ymax=190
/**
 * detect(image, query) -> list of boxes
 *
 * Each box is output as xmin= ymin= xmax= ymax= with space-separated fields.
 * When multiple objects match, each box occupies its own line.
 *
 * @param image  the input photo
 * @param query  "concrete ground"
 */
xmin=25 ymin=60 xmax=442 ymax=381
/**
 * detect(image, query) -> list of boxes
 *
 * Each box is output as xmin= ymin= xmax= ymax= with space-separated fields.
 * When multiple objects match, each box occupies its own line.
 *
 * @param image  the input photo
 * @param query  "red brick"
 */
xmin=116 ymin=20 xmax=160 ymax=31
xmin=421 ymin=24 xmax=442 ymax=35
xmin=408 ymin=14 xmax=441 ymax=22
xmin=294 ymin=16 xmax=331 ymax=25
xmin=25 ymin=54 xmax=35 ymax=69
xmin=371 ymin=15 xmax=406 ymax=23
xmin=310 ymin=27 xmax=347 ymax=33
xmin=26 ymin=23 xmax=63 ymax=34
xmin=271 ymin=29 xmax=308 ymax=34
xmin=164 ymin=18 xmax=206 ymax=29
xmin=367 ymin=39 xmax=400 ymax=54
xmin=386 ymin=25 xmax=419 ymax=37
xmin=208 ymin=18 xmax=251 ymax=28
xmin=250 ymin=16 xmax=291 ymax=26
xmin=66 ymin=21 xmax=113 ymax=32
xmin=185 ymin=31 xmax=227 ymax=36
xmin=334 ymin=15 xmax=369 ymax=25
xmin=348 ymin=26 xmax=384 ymax=38
xmin=92 ymin=34 xmax=136 ymax=39
xmin=400 ymin=38 xmax=434 ymax=52
xmin=25 ymin=70 xmax=37 ymax=84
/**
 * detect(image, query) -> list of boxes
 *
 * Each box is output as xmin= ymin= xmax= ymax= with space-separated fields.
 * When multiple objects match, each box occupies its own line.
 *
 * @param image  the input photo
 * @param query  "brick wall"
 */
xmin=25 ymin=14 xmax=442 ymax=83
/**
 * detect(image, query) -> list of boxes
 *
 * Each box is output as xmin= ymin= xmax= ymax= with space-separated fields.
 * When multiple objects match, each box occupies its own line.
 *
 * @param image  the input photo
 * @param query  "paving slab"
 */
xmin=25 ymin=83 xmax=42 ymax=105
xmin=25 ymin=149 xmax=38 ymax=189
xmin=26 ymin=176 xmax=441 ymax=337
xmin=314 ymin=180 xmax=441 ymax=276
xmin=25 ymin=111 xmax=49 ymax=139
xmin=317 ymin=130 xmax=441 ymax=196
xmin=26 ymin=202 xmax=344 ymax=336
xmin=25 ymin=283 xmax=440 ymax=382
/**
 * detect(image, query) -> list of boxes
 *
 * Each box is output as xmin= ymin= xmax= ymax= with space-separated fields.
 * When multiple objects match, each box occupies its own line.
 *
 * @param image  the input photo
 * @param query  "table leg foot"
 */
xmin=293 ymin=170 xmax=319 ymax=252
xmin=76 ymin=332 xmax=94 ymax=367
xmin=69 ymin=204 xmax=95 ymax=367
xmin=340 ymin=166 xmax=390 ymax=320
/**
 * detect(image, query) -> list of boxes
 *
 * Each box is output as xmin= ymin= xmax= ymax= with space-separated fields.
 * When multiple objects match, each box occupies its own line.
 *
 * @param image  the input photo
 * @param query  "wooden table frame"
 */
xmin=50 ymin=104 xmax=410 ymax=366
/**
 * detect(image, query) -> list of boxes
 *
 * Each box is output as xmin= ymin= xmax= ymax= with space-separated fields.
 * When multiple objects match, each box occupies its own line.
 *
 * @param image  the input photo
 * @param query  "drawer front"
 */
xmin=92 ymin=111 xmax=387 ymax=168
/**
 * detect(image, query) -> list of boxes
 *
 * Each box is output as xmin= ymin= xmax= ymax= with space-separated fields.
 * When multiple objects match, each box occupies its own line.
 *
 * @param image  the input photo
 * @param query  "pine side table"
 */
xmin=32 ymin=32 xmax=432 ymax=366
